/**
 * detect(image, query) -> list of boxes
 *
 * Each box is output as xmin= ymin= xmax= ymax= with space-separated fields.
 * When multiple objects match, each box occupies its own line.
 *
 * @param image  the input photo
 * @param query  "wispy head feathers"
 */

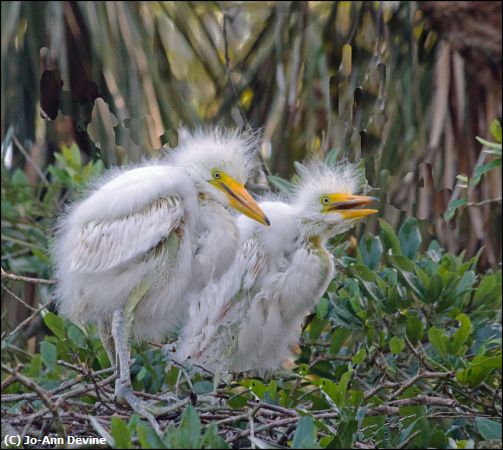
xmin=293 ymin=159 xmax=366 ymax=205
xmin=169 ymin=127 xmax=262 ymax=184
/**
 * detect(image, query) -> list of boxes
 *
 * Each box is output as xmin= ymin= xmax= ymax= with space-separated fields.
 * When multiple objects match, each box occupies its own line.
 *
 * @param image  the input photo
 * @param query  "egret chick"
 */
xmin=52 ymin=128 xmax=269 ymax=420
xmin=177 ymin=160 xmax=377 ymax=377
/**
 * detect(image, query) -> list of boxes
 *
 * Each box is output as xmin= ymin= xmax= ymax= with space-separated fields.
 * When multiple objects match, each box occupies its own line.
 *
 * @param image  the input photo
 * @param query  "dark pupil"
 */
xmin=215 ymin=172 xmax=220 ymax=179
xmin=324 ymin=197 xmax=329 ymax=204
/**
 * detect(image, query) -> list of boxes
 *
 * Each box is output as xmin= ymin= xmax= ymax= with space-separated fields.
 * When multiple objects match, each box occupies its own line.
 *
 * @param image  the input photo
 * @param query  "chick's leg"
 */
xmin=111 ymin=281 xmax=163 ymax=434
xmin=98 ymin=319 xmax=115 ymax=367
xmin=112 ymin=278 xmax=149 ymax=400
xmin=111 ymin=308 xmax=162 ymax=433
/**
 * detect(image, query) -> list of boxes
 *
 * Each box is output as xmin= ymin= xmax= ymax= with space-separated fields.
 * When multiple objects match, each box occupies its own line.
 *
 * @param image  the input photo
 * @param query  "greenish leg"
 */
xmin=111 ymin=280 xmax=164 ymax=433
xmin=98 ymin=319 xmax=115 ymax=367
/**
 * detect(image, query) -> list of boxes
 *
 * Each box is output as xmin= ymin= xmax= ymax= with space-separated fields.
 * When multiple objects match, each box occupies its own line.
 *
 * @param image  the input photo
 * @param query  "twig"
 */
xmin=390 ymin=371 xmax=455 ymax=399
xmin=1 ymin=363 xmax=66 ymax=439
xmin=388 ymin=395 xmax=458 ymax=408
xmin=404 ymin=336 xmax=436 ymax=371
xmin=11 ymin=133 xmax=49 ymax=185
xmin=1 ymin=284 xmax=41 ymax=312
xmin=1 ymin=267 xmax=56 ymax=285
xmin=467 ymin=197 xmax=502 ymax=207
xmin=1 ymin=302 xmax=49 ymax=340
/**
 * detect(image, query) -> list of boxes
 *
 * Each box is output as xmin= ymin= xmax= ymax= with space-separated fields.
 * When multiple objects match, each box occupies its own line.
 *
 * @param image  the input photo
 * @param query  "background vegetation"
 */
xmin=1 ymin=1 xmax=501 ymax=448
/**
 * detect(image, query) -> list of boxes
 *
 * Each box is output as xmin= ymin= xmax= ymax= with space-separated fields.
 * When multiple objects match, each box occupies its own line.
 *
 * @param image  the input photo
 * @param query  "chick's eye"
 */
xmin=213 ymin=171 xmax=221 ymax=179
xmin=322 ymin=196 xmax=330 ymax=205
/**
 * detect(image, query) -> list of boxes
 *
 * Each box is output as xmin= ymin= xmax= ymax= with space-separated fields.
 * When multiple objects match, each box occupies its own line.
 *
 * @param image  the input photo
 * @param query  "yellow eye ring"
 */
xmin=212 ymin=170 xmax=222 ymax=180
xmin=321 ymin=196 xmax=330 ymax=205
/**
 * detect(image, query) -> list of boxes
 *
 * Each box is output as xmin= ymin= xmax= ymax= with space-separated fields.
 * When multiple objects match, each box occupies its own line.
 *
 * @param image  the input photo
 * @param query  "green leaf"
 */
xmin=425 ymin=274 xmax=443 ymax=303
xmin=337 ymin=370 xmax=353 ymax=407
xmin=268 ymin=380 xmax=278 ymax=400
xmin=228 ymin=395 xmax=248 ymax=409
xmin=12 ymin=169 xmax=29 ymax=186
xmin=329 ymin=327 xmax=351 ymax=354
xmin=267 ymin=175 xmax=295 ymax=193
xmin=429 ymin=429 xmax=448 ymax=449
xmin=449 ymin=313 xmax=472 ymax=355
xmin=352 ymin=348 xmax=366 ymax=365
xmin=292 ymin=416 xmax=318 ymax=449
xmin=476 ymin=136 xmax=503 ymax=151
xmin=67 ymin=325 xmax=86 ymax=349
xmin=202 ymin=423 xmax=229 ymax=449
xmin=475 ymin=417 xmax=502 ymax=440
xmin=316 ymin=297 xmax=329 ymax=320
xmin=406 ymin=315 xmax=424 ymax=344
xmin=172 ymin=405 xmax=202 ymax=449
xmin=490 ymin=119 xmax=502 ymax=143
xmin=390 ymin=336 xmax=405 ymax=354
xmin=241 ymin=379 xmax=267 ymax=399
xmin=470 ymin=355 xmax=502 ymax=369
xmin=348 ymin=265 xmax=380 ymax=302
xmin=473 ymin=272 xmax=501 ymax=306
xmin=398 ymin=218 xmax=421 ymax=259
xmin=27 ymin=354 xmax=42 ymax=377
xmin=444 ymin=197 xmax=467 ymax=222
xmin=293 ymin=161 xmax=309 ymax=178
xmin=428 ymin=327 xmax=448 ymax=357
xmin=387 ymin=255 xmax=423 ymax=299
xmin=456 ymin=351 xmax=500 ymax=387
xmin=136 ymin=422 xmax=164 ymax=449
xmin=333 ymin=415 xmax=359 ymax=449
xmin=110 ymin=417 xmax=133 ymax=449
xmin=43 ymin=312 xmax=65 ymax=340
xmin=69 ymin=143 xmax=82 ymax=167
xmin=40 ymin=341 xmax=57 ymax=371
xmin=358 ymin=234 xmax=383 ymax=269
xmin=136 ymin=366 xmax=148 ymax=382
xmin=325 ymin=147 xmax=341 ymax=166
xmin=378 ymin=219 xmax=401 ymax=254
xmin=470 ymin=159 xmax=502 ymax=187
xmin=193 ymin=380 xmax=213 ymax=395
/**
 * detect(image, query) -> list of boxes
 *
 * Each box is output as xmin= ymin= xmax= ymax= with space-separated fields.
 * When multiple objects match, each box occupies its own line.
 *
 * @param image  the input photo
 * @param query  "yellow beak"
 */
xmin=323 ymin=193 xmax=378 ymax=220
xmin=209 ymin=172 xmax=270 ymax=226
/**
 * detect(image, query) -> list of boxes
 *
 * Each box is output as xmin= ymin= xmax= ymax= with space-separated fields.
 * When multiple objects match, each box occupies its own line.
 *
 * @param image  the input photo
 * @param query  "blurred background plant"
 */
xmin=1 ymin=1 xmax=501 ymax=448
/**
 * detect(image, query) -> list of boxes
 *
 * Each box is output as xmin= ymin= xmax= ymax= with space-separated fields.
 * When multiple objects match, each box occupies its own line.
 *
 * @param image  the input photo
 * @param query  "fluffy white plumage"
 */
xmin=53 ymin=127 xmax=265 ymax=341
xmin=176 ymin=160 xmax=376 ymax=375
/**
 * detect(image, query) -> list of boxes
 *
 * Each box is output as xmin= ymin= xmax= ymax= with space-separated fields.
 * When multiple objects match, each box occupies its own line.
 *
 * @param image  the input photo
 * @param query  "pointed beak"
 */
xmin=323 ymin=193 xmax=378 ymax=220
xmin=210 ymin=172 xmax=270 ymax=226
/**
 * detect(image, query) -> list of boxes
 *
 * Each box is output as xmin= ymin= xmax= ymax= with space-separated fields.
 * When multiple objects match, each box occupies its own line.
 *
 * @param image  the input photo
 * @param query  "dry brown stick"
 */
xmin=1 ymin=363 xmax=24 ymax=391
xmin=54 ymin=373 xmax=118 ymax=405
xmin=2 ymin=366 xmax=115 ymax=402
xmin=227 ymin=395 xmax=461 ymax=443
xmin=355 ymin=442 xmax=377 ymax=449
xmin=364 ymin=381 xmax=398 ymax=400
xmin=1 ymin=267 xmax=56 ymax=285
xmin=1 ymin=303 xmax=49 ymax=340
xmin=226 ymin=412 xmax=339 ymax=444
xmin=467 ymin=196 xmax=502 ymax=207
xmin=404 ymin=336 xmax=436 ymax=371
xmin=210 ymin=406 xmax=258 ymax=428
xmin=246 ymin=400 xmax=299 ymax=417
xmin=11 ymin=133 xmax=49 ymax=185
xmin=1 ymin=284 xmax=41 ymax=312
xmin=1 ymin=363 xmax=66 ymax=439
xmin=387 ymin=395 xmax=458 ymax=408
xmin=390 ymin=371 xmax=455 ymax=399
